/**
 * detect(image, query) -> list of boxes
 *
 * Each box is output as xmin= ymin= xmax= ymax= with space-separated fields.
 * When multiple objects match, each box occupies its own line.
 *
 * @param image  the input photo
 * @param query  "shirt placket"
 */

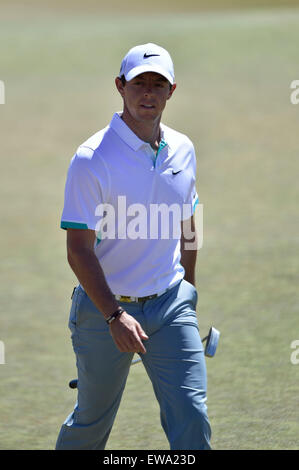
xmin=141 ymin=139 xmax=168 ymax=170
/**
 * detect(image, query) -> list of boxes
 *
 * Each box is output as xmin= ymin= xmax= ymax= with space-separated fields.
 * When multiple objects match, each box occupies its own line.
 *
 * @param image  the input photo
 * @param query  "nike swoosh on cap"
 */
xmin=172 ymin=170 xmax=182 ymax=175
xmin=143 ymin=53 xmax=160 ymax=59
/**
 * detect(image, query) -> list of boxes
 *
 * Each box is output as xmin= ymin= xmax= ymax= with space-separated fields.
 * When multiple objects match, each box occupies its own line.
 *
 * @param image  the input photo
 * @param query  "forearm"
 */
xmin=68 ymin=247 xmax=149 ymax=353
xmin=180 ymin=248 xmax=197 ymax=286
xmin=180 ymin=215 xmax=197 ymax=286
xmin=68 ymin=248 xmax=119 ymax=319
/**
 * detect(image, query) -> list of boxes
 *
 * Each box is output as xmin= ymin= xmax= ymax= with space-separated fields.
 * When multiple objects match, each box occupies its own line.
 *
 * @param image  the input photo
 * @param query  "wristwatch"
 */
xmin=106 ymin=307 xmax=125 ymax=325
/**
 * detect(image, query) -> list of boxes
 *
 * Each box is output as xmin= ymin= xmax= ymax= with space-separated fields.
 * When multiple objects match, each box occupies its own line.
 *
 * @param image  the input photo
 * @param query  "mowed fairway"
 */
xmin=1 ymin=2 xmax=299 ymax=450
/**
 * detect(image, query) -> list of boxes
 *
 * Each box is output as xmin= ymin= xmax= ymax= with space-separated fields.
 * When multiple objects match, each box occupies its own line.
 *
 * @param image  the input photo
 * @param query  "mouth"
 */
xmin=140 ymin=104 xmax=155 ymax=109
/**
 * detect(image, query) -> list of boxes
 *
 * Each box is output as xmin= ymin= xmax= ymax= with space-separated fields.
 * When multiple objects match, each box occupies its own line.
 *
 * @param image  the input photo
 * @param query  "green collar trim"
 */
xmin=156 ymin=139 xmax=167 ymax=156
xmin=154 ymin=139 xmax=167 ymax=167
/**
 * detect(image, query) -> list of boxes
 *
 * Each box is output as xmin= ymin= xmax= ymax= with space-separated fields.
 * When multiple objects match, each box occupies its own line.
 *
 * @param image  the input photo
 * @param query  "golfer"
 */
xmin=55 ymin=43 xmax=211 ymax=450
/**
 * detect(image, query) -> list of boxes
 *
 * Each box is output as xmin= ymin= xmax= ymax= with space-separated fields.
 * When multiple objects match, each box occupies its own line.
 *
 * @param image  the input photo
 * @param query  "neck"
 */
xmin=121 ymin=109 xmax=161 ymax=151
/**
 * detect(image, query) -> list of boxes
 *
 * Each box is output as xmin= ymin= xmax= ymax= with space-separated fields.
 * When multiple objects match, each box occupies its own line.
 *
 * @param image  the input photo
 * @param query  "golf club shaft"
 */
xmin=69 ymin=356 xmax=141 ymax=389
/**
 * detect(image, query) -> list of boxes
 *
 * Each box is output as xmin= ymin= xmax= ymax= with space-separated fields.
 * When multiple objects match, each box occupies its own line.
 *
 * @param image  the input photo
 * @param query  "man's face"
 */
xmin=115 ymin=72 xmax=176 ymax=124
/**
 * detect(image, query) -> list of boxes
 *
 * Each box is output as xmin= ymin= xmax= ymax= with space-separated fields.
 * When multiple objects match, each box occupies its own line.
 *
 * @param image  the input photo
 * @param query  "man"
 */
xmin=55 ymin=43 xmax=211 ymax=450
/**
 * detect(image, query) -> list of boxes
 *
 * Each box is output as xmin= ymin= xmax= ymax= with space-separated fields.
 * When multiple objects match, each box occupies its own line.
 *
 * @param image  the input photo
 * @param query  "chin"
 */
xmin=137 ymin=109 xmax=160 ymax=121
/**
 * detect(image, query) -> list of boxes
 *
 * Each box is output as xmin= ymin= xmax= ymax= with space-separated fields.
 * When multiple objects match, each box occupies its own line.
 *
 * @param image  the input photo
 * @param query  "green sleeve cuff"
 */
xmin=60 ymin=221 xmax=89 ymax=230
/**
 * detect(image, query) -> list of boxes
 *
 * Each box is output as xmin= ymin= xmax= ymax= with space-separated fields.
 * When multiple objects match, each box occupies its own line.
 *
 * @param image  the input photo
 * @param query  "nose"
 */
xmin=144 ymin=83 xmax=153 ymax=96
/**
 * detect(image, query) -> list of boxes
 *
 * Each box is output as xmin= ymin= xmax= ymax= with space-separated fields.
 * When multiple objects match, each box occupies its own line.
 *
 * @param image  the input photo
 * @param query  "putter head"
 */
xmin=204 ymin=327 xmax=220 ymax=357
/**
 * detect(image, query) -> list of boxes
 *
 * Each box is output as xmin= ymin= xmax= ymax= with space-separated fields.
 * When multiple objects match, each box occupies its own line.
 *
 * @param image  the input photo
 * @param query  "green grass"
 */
xmin=1 ymin=3 xmax=299 ymax=450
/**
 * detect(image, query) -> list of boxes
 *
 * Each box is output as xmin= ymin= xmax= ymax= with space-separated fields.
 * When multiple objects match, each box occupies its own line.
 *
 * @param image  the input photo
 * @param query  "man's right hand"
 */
xmin=109 ymin=311 xmax=149 ymax=354
xmin=66 ymin=229 xmax=149 ymax=354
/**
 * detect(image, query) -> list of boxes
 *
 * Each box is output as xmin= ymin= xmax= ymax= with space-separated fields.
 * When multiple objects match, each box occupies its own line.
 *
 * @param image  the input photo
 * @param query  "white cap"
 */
xmin=119 ymin=43 xmax=175 ymax=85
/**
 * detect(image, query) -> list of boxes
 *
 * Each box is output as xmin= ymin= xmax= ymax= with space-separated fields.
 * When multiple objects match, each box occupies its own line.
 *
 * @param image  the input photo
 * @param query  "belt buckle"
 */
xmin=118 ymin=295 xmax=133 ymax=303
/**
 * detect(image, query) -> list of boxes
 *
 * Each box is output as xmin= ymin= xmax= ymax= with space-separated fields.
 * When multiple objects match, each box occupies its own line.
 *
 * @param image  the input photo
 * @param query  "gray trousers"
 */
xmin=55 ymin=279 xmax=211 ymax=450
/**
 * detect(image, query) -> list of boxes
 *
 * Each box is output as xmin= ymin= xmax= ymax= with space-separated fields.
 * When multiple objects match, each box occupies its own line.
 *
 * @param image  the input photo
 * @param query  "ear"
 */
xmin=167 ymin=83 xmax=177 ymax=100
xmin=115 ymin=77 xmax=125 ymax=98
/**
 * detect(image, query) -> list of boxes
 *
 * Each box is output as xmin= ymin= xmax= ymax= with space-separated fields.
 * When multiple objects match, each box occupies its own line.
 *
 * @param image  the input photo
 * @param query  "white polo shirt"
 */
xmin=61 ymin=112 xmax=199 ymax=297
